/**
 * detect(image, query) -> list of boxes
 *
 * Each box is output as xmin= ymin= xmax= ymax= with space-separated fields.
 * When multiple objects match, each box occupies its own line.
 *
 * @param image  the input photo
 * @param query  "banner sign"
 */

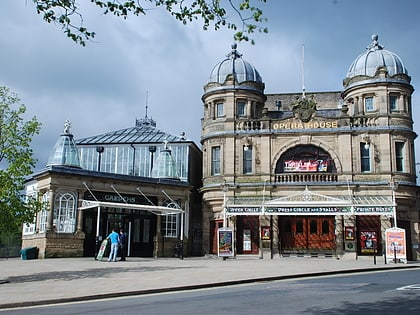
xmin=225 ymin=206 xmax=389 ymax=216
xmin=385 ymin=228 xmax=407 ymax=263
xmin=218 ymin=228 xmax=234 ymax=257
xmin=283 ymin=159 xmax=329 ymax=173
xmin=265 ymin=207 xmax=351 ymax=215
xmin=226 ymin=207 xmax=261 ymax=214
xmin=354 ymin=206 xmax=393 ymax=214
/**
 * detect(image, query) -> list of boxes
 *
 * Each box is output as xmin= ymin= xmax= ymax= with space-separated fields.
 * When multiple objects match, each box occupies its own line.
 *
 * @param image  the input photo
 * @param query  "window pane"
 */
xmin=243 ymin=145 xmax=253 ymax=174
xmin=162 ymin=214 xmax=178 ymax=237
xmin=322 ymin=220 xmax=330 ymax=234
xmin=365 ymin=97 xmax=374 ymax=112
xmin=360 ymin=143 xmax=371 ymax=172
xmin=54 ymin=192 xmax=76 ymax=233
xmin=395 ymin=142 xmax=404 ymax=172
xmin=310 ymin=220 xmax=317 ymax=234
xmin=296 ymin=220 xmax=303 ymax=234
xmin=390 ymin=95 xmax=398 ymax=111
xmin=211 ymin=146 xmax=221 ymax=175
xmin=216 ymin=103 xmax=224 ymax=117
xmin=237 ymin=101 xmax=246 ymax=117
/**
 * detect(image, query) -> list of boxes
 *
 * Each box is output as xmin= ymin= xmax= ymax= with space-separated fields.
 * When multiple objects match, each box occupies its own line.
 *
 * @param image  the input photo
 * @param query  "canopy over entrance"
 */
xmin=225 ymin=187 xmax=394 ymax=216
xmin=79 ymin=200 xmax=184 ymax=215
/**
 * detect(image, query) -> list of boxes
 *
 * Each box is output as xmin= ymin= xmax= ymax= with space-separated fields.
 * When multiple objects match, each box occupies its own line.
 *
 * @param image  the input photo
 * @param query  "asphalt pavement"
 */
xmin=0 ymin=254 xmax=418 ymax=310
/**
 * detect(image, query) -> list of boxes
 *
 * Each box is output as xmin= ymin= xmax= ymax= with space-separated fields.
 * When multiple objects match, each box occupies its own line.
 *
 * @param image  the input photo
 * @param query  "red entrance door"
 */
xmin=280 ymin=216 xmax=335 ymax=250
xmin=236 ymin=216 xmax=259 ymax=254
xmin=307 ymin=217 xmax=335 ymax=250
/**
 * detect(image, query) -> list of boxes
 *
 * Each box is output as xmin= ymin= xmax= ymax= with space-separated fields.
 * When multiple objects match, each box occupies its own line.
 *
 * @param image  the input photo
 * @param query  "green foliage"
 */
xmin=32 ymin=0 xmax=268 ymax=46
xmin=0 ymin=87 xmax=42 ymax=233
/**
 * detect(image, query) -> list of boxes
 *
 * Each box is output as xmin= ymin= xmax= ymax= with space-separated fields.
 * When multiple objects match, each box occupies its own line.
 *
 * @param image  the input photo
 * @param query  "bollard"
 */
xmin=394 ymin=245 xmax=397 ymax=264
xmin=373 ymin=248 xmax=376 ymax=265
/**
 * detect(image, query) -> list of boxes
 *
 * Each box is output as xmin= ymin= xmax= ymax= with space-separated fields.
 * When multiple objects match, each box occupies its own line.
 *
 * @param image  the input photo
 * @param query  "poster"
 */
xmin=243 ymin=229 xmax=251 ymax=251
xmin=345 ymin=226 xmax=355 ymax=240
xmin=283 ymin=159 xmax=328 ymax=173
xmin=360 ymin=231 xmax=377 ymax=253
xmin=261 ymin=226 xmax=270 ymax=240
xmin=385 ymin=227 xmax=407 ymax=263
xmin=218 ymin=228 xmax=234 ymax=257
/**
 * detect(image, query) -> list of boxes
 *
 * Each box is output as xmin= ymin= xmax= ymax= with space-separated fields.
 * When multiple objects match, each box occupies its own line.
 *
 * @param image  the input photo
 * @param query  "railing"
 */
xmin=236 ymin=120 xmax=262 ymax=130
xmin=274 ymin=173 xmax=338 ymax=183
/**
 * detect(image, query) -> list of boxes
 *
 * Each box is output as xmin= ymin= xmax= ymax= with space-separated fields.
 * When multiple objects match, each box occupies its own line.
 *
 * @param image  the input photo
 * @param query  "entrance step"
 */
xmin=281 ymin=252 xmax=335 ymax=258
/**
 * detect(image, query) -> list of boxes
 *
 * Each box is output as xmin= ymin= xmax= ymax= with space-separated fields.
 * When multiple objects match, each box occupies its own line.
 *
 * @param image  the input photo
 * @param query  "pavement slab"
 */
xmin=0 ymin=256 xmax=418 ymax=309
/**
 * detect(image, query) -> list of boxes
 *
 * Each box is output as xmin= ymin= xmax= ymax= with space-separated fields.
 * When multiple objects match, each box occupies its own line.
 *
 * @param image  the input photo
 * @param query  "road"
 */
xmin=2 ymin=269 xmax=419 ymax=314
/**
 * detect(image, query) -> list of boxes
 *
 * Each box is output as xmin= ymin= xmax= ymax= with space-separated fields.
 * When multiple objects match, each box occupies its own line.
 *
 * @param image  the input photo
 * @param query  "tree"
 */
xmin=32 ymin=0 xmax=268 ymax=46
xmin=0 ymin=87 xmax=42 ymax=235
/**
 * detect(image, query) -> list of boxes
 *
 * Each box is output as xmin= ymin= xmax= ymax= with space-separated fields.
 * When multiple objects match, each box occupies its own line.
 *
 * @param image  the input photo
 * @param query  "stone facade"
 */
xmin=200 ymin=38 xmax=420 ymax=260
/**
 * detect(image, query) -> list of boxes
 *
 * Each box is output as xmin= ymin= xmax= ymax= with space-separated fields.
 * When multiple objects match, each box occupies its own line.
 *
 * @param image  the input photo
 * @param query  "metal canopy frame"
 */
xmin=224 ymin=187 xmax=395 ymax=217
xmin=79 ymin=200 xmax=184 ymax=215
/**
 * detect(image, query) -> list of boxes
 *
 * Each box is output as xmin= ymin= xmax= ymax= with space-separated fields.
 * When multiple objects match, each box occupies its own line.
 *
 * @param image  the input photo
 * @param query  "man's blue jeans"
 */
xmin=108 ymin=243 xmax=119 ymax=262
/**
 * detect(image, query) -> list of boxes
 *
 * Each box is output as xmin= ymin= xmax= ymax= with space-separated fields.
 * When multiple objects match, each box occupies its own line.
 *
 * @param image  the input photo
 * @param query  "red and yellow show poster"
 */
xmin=360 ymin=231 xmax=377 ymax=253
xmin=385 ymin=227 xmax=407 ymax=263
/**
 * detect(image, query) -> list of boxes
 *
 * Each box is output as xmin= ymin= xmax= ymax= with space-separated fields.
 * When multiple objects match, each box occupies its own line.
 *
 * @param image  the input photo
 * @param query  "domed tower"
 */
xmin=342 ymin=35 xmax=415 ymax=184
xmin=201 ymin=44 xmax=266 ymax=254
xmin=342 ymin=35 xmax=418 ymax=255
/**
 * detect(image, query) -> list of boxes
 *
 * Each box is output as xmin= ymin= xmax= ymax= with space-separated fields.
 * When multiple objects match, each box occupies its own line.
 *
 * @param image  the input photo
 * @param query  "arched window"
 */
xmin=54 ymin=191 xmax=77 ymax=233
xmin=161 ymin=200 xmax=180 ymax=238
xmin=275 ymin=145 xmax=336 ymax=173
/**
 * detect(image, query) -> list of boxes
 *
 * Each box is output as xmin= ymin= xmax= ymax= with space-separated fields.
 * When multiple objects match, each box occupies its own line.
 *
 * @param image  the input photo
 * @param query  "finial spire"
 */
xmin=227 ymin=43 xmax=242 ymax=60
xmin=367 ymin=34 xmax=383 ymax=51
xmin=64 ymin=120 xmax=72 ymax=134
xmin=301 ymin=44 xmax=306 ymax=98
xmin=145 ymin=90 xmax=149 ymax=118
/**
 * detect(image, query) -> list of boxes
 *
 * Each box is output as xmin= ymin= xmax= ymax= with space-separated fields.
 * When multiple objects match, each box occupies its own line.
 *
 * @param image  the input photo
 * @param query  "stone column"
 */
xmin=76 ymin=191 xmax=84 ymax=232
xmin=46 ymin=189 xmax=54 ymax=232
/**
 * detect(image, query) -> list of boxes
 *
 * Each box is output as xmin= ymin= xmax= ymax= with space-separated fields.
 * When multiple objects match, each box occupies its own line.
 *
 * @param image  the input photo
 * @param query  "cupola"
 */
xmin=47 ymin=120 xmax=82 ymax=168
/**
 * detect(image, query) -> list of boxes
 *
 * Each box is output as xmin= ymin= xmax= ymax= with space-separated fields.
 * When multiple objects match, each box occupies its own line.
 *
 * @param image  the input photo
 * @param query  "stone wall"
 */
xmin=22 ymin=231 xmax=85 ymax=258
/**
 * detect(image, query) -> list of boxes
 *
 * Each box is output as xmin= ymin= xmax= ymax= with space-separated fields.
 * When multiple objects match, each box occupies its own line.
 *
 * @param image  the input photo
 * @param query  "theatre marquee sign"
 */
xmin=225 ymin=189 xmax=394 ymax=216
xmin=226 ymin=205 xmax=393 ymax=216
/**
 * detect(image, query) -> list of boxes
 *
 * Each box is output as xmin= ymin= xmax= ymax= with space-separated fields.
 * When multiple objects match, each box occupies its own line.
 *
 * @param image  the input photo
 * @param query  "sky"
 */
xmin=1 ymin=0 xmax=420 ymax=171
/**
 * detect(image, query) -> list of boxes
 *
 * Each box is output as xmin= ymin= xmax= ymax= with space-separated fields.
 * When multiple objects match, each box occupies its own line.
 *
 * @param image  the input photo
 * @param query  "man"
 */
xmin=106 ymin=228 xmax=119 ymax=262
xmin=119 ymin=229 xmax=128 ymax=261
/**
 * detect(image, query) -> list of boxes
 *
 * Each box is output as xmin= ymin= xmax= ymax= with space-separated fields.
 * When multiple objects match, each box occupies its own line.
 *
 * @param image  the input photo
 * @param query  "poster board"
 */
xmin=218 ymin=228 xmax=234 ymax=257
xmin=360 ymin=231 xmax=377 ymax=254
xmin=385 ymin=227 xmax=407 ymax=263
xmin=261 ymin=226 xmax=270 ymax=240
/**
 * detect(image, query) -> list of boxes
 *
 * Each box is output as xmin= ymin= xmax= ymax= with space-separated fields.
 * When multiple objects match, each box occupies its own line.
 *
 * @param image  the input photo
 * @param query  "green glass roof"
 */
xmin=77 ymin=117 xmax=185 ymax=145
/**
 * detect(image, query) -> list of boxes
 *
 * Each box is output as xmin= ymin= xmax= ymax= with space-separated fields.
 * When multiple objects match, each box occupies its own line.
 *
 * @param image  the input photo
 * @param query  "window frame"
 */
xmin=54 ymin=191 xmax=77 ymax=233
xmin=38 ymin=192 xmax=50 ymax=233
xmin=211 ymin=146 xmax=221 ymax=175
xmin=161 ymin=200 xmax=180 ymax=238
xmin=364 ymin=96 xmax=375 ymax=112
xmin=243 ymin=145 xmax=253 ymax=174
xmin=395 ymin=141 xmax=405 ymax=172
xmin=389 ymin=94 xmax=398 ymax=112
xmin=360 ymin=142 xmax=371 ymax=172
xmin=216 ymin=102 xmax=224 ymax=118
xmin=237 ymin=101 xmax=246 ymax=117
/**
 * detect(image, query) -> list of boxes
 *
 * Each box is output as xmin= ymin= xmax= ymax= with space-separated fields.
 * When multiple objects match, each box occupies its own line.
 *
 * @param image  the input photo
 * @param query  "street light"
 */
xmin=389 ymin=181 xmax=399 ymax=228
xmin=221 ymin=180 xmax=229 ymax=228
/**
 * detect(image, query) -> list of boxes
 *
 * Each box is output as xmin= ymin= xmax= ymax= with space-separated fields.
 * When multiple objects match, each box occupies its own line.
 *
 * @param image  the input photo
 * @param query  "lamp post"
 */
xmin=221 ymin=181 xmax=228 ymax=228
xmin=389 ymin=180 xmax=399 ymax=228
xmin=96 ymin=146 xmax=104 ymax=172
